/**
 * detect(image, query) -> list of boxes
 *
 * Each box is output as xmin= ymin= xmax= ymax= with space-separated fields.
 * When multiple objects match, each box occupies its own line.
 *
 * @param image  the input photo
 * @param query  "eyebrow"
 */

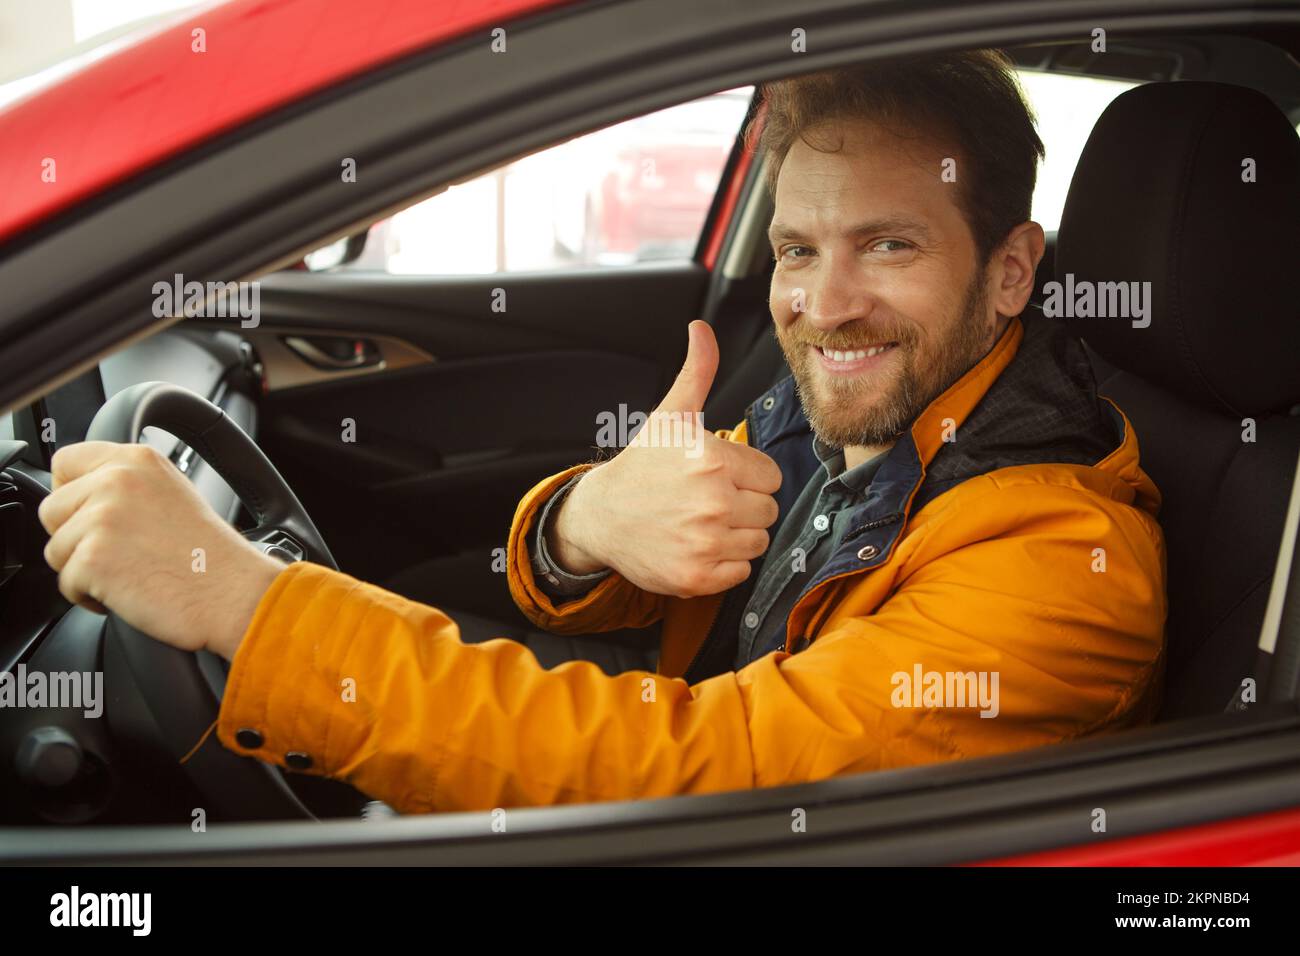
xmin=767 ymin=216 xmax=933 ymax=246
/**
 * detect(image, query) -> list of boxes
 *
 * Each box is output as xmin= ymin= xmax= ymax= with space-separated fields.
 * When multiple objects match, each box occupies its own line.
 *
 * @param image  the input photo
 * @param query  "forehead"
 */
xmin=773 ymin=117 xmax=962 ymax=229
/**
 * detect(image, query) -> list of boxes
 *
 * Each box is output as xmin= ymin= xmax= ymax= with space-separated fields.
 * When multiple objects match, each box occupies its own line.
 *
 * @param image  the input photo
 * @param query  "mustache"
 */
xmin=784 ymin=323 xmax=917 ymax=351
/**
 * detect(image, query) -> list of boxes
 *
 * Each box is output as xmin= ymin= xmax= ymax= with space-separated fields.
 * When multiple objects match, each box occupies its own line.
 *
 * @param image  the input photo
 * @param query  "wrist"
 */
xmin=548 ymin=468 xmax=609 ymax=575
xmin=208 ymin=551 xmax=286 ymax=661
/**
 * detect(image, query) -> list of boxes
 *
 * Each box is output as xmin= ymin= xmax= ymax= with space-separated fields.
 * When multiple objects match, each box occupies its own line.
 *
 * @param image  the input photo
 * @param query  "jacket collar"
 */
xmin=745 ymin=309 xmax=1027 ymax=473
xmin=688 ymin=308 xmax=1149 ymax=676
xmin=744 ymin=308 xmax=1137 ymax=602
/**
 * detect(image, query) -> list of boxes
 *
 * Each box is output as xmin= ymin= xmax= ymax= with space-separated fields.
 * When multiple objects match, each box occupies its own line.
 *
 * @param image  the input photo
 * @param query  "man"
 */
xmin=39 ymin=51 xmax=1166 ymax=813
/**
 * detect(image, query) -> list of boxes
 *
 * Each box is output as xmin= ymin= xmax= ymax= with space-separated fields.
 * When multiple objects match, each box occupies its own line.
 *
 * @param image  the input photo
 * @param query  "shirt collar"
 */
xmin=811 ymin=435 xmax=888 ymax=495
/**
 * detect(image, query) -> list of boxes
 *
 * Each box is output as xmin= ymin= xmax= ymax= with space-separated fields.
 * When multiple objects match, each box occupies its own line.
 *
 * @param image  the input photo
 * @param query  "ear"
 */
xmin=989 ymin=221 xmax=1046 ymax=318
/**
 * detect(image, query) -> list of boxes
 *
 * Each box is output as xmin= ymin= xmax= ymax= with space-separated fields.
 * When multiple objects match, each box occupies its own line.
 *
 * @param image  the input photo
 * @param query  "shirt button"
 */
xmin=744 ymin=612 xmax=760 ymax=629
xmin=285 ymin=752 xmax=314 ymax=771
xmin=813 ymin=514 xmax=830 ymax=532
xmin=857 ymin=544 xmax=879 ymax=561
xmin=235 ymin=728 xmax=264 ymax=749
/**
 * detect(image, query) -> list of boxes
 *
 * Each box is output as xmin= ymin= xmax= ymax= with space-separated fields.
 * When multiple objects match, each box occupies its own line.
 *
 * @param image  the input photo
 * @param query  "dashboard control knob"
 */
xmin=14 ymin=726 xmax=85 ymax=788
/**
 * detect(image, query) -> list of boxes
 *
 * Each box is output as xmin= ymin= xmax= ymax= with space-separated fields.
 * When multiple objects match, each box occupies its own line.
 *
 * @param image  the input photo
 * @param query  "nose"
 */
xmin=801 ymin=253 xmax=876 ymax=334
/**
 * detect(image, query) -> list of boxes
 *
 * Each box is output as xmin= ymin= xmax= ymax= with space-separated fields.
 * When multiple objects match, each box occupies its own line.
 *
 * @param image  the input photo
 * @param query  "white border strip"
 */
xmin=1258 ymin=446 xmax=1300 ymax=655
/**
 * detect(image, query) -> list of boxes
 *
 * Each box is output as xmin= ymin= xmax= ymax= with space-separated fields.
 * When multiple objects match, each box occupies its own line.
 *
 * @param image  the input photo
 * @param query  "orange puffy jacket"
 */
xmin=216 ymin=313 xmax=1167 ymax=813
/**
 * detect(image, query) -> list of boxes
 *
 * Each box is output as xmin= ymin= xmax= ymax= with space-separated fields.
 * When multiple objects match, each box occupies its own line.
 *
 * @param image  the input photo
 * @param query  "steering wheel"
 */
xmin=83 ymin=381 xmax=362 ymax=821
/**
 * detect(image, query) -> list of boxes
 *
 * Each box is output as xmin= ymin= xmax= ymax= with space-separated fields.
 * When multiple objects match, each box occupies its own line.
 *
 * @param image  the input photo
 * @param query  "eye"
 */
xmin=777 ymin=244 xmax=814 ymax=261
xmin=869 ymin=239 xmax=911 ymax=253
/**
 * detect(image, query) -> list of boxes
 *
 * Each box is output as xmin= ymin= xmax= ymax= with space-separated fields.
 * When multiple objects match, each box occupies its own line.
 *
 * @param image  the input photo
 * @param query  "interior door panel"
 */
xmin=243 ymin=262 xmax=711 ymax=622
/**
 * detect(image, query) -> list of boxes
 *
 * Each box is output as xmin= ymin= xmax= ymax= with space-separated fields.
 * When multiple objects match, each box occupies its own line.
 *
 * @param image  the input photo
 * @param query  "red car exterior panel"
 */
xmin=976 ymin=806 xmax=1300 ymax=866
xmin=0 ymin=0 xmax=576 ymax=245
xmin=700 ymin=99 xmax=762 ymax=270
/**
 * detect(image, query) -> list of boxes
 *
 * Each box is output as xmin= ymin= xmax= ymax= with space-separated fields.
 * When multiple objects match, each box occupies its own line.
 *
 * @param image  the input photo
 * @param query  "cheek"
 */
xmin=768 ymin=286 xmax=794 ymax=326
xmin=769 ymin=272 xmax=811 ymax=324
xmin=898 ymin=277 xmax=965 ymax=341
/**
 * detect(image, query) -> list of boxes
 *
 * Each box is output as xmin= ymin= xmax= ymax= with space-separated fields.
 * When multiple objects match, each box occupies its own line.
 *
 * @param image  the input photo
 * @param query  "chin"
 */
xmin=809 ymin=380 xmax=916 ymax=443
xmin=809 ymin=408 xmax=877 ymax=445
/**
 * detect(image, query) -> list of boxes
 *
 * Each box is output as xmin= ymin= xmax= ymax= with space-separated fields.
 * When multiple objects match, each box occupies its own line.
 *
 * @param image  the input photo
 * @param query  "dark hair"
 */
xmin=748 ymin=50 xmax=1045 ymax=265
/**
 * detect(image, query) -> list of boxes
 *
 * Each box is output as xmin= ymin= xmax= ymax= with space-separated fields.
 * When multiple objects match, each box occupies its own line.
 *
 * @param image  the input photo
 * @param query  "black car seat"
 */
xmin=1052 ymin=81 xmax=1300 ymax=720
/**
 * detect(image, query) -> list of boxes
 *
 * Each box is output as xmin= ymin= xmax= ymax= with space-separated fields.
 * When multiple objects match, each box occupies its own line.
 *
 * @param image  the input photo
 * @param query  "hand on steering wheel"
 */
xmin=40 ymin=439 xmax=283 ymax=660
xmin=34 ymin=382 xmax=356 ymax=821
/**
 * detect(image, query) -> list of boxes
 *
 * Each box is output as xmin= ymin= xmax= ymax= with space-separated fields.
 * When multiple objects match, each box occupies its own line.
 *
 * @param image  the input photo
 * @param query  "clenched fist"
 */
xmin=38 ymin=441 xmax=285 ymax=661
xmin=550 ymin=320 xmax=783 ymax=598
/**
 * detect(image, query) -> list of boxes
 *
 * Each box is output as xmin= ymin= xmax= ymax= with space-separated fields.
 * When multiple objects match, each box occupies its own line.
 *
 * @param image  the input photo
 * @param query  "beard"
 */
xmin=776 ymin=269 xmax=992 ymax=449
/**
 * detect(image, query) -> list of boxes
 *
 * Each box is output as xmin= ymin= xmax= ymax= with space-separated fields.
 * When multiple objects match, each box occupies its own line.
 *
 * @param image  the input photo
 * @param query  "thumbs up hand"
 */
xmin=548 ymin=321 xmax=783 ymax=599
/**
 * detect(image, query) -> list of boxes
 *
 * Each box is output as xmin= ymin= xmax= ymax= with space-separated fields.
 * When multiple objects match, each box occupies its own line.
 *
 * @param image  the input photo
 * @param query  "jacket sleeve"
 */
xmin=529 ymin=473 xmax=612 ymax=598
xmin=214 ymin=479 xmax=1165 ymax=814
xmin=504 ymin=421 xmax=747 ymax=635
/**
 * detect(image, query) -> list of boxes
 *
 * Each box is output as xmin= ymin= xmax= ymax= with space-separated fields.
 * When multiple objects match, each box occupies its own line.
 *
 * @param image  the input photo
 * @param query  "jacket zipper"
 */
xmin=843 ymin=510 xmax=904 ymax=542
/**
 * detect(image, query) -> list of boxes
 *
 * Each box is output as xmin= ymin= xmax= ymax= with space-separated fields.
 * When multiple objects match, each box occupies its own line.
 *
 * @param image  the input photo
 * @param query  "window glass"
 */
xmin=321 ymin=71 xmax=1142 ymax=274
xmin=334 ymin=86 xmax=754 ymax=275
xmin=1015 ymin=70 xmax=1139 ymax=231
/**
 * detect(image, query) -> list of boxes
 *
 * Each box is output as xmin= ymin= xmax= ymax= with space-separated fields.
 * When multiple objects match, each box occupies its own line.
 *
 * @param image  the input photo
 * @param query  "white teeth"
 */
xmin=819 ymin=344 xmax=892 ymax=362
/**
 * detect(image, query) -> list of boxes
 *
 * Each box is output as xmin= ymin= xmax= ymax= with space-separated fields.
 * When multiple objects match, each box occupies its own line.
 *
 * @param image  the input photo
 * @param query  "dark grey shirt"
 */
xmin=731 ymin=438 xmax=885 ymax=668
xmin=529 ymin=439 xmax=886 ymax=668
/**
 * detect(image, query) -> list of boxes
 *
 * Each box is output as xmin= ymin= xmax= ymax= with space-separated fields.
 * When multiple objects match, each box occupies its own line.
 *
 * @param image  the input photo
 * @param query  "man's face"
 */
xmin=768 ymin=118 xmax=1000 ymax=449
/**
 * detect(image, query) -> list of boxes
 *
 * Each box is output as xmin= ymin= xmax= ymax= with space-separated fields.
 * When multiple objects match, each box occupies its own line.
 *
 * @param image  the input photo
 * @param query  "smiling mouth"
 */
xmin=815 ymin=342 xmax=898 ymax=362
xmin=810 ymin=341 xmax=901 ymax=374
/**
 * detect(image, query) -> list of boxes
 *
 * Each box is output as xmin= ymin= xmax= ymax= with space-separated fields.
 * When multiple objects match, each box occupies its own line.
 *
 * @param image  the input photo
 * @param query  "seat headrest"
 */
xmin=1055 ymin=81 xmax=1300 ymax=417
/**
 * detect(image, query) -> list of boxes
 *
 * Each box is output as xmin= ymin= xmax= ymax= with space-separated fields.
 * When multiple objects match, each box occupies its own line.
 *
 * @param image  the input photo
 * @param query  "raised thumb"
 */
xmin=655 ymin=320 xmax=719 ymax=414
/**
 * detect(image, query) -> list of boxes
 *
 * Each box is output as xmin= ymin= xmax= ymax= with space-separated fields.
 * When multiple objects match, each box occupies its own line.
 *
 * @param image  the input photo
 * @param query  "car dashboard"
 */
xmin=2 ymin=327 xmax=262 ymax=517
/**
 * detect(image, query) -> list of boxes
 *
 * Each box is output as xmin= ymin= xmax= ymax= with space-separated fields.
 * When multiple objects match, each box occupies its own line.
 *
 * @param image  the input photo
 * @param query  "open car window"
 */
xmin=315 ymin=86 xmax=755 ymax=274
xmin=308 ymin=71 xmax=1133 ymax=276
xmin=1016 ymin=70 xmax=1140 ymax=230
